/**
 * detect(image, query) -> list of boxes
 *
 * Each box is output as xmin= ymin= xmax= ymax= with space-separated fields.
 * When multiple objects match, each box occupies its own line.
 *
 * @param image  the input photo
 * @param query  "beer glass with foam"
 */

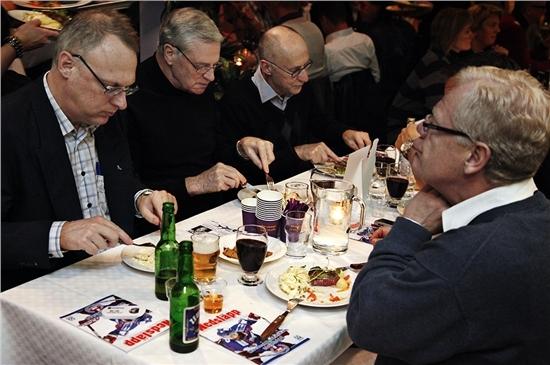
xmin=191 ymin=232 xmax=220 ymax=284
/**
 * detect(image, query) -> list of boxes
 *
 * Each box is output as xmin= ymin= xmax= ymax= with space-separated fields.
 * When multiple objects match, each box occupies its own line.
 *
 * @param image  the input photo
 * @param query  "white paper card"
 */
xmin=344 ymin=139 xmax=378 ymax=199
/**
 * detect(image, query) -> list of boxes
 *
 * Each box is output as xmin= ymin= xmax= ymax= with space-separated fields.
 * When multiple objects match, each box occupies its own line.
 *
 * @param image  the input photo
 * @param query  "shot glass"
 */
xmin=200 ymin=278 xmax=227 ymax=314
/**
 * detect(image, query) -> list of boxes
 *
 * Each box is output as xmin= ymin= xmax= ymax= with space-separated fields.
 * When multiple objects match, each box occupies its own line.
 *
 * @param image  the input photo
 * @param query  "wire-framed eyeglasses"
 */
xmin=419 ymin=114 xmax=474 ymax=141
xmin=70 ymin=53 xmax=139 ymax=97
xmin=168 ymin=43 xmax=222 ymax=75
xmin=263 ymin=59 xmax=312 ymax=79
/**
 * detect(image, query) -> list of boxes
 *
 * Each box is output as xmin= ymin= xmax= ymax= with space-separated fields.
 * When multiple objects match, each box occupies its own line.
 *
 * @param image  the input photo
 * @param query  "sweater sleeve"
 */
xmin=347 ymin=217 xmax=469 ymax=364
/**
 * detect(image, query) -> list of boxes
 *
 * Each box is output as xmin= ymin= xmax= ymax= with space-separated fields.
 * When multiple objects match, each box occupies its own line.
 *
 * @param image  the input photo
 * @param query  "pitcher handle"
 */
xmin=349 ymin=197 xmax=366 ymax=233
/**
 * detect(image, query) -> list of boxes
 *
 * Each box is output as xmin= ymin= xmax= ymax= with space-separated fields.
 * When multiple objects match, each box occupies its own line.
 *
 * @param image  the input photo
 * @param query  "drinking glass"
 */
xmin=284 ymin=182 xmax=310 ymax=207
xmin=386 ymin=162 xmax=411 ymax=207
xmin=191 ymin=232 xmax=220 ymax=284
xmin=236 ymin=224 xmax=268 ymax=286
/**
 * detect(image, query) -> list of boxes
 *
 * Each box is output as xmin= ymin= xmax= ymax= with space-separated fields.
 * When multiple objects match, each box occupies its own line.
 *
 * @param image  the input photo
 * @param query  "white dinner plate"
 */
xmin=265 ymin=259 xmax=357 ymax=308
xmin=218 ymin=234 xmax=286 ymax=264
xmin=13 ymin=1 xmax=92 ymax=9
xmin=8 ymin=10 xmax=64 ymax=30
xmin=121 ymin=246 xmax=154 ymax=273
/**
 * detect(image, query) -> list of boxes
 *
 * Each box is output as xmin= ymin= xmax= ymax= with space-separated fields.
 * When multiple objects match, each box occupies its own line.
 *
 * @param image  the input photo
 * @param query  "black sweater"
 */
xmin=218 ymin=76 xmax=349 ymax=183
xmin=127 ymin=55 xmax=232 ymax=222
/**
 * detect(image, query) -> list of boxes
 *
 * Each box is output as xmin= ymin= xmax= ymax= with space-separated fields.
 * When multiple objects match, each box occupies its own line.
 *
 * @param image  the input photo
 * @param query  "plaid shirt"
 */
xmin=44 ymin=73 xmax=109 ymax=257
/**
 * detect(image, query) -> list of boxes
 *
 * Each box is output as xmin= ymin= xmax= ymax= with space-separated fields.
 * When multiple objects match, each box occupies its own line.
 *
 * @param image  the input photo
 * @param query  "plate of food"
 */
xmin=13 ymin=1 xmax=92 ymax=10
xmin=121 ymin=246 xmax=154 ymax=273
xmin=8 ymin=10 xmax=65 ymax=30
xmin=218 ymin=234 xmax=286 ymax=264
xmin=265 ymin=261 xmax=356 ymax=307
xmin=313 ymin=158 xmax=347 ymax=179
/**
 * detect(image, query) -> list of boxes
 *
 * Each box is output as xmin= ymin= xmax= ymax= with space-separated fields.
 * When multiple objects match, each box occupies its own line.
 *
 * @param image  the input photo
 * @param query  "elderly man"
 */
xmin=127 ymin=8 xmax=271 ymax=222
xmin=219 ymin=26 xmax=371 ymax=183
xmin=348 ymin=66 xmax=550 ymax=364
xmin=1 ymin=10 xmax=176 ymax=291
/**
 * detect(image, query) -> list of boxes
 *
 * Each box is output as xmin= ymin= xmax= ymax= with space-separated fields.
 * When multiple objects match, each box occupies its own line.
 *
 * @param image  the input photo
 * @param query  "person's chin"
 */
xmin=191 ymin=84 xmax=209 ymax=95
xmin=291 ymin=85 xmax=303 ymax=95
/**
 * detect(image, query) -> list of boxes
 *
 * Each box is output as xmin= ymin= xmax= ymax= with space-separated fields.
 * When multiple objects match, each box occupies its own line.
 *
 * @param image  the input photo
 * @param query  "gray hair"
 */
xmin=158 ymin=7 xmax=222 ymax=53
xmin=449 ymin=66 xmax=550 ymax=184
xmin=54 ymin=10 xmax=138 ymax=64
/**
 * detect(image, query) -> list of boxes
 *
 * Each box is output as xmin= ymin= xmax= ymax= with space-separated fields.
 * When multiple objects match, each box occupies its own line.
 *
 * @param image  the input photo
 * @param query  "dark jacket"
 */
xmin=1 ymin=78 xmax=142 ymax=290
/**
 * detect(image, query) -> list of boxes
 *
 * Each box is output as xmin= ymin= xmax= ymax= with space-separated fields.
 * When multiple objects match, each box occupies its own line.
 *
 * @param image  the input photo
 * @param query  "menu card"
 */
xmin=60 ymin=294 xmax=168 ymax=352
xmin=200 ymin=309 xmax=309 ymax=364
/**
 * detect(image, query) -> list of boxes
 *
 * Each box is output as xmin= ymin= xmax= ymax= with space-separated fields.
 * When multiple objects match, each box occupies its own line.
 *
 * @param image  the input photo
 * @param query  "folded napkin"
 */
xmin=344 ymin=138 xmax=379 ymax=200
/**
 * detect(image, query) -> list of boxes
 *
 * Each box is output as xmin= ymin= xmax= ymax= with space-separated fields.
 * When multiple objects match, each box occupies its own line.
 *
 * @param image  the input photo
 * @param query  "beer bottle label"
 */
xmin=182 ymin=304 xmax=200 ymax=343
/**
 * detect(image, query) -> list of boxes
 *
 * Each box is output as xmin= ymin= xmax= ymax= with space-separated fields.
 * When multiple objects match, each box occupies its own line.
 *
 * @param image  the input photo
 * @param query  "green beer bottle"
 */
xmin=155 ymin=202 xmax=178 ymax=301
xmin=169 ymin=241 xmax=200 ymax=353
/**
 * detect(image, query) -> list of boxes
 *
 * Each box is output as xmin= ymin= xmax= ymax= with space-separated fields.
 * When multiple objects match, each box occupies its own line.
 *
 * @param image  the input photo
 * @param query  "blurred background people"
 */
xmin=387 ymin=7 xmax=473 ymax=142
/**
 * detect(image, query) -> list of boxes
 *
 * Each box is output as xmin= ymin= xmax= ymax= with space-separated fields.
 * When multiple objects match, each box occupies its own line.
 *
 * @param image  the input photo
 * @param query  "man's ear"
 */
xmin=162 ymin=43 xmax=177 ymax=66
xmin=259 ymin=59 xmax=272 ymax=76
xmin=464 ymin=142 xmax=491 ymax=176
xmin=57 ymin=51 xmax=74 ymax=79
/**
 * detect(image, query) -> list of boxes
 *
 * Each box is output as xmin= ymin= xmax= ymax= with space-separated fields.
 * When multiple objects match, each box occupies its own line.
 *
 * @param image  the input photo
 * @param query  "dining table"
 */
xmin=0 ymin=170 xmax=399 ymax=365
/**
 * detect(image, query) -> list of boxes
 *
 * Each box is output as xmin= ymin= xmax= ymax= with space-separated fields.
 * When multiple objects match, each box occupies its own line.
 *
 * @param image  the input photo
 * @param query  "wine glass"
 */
xmin=386 ymin=162 xmax=411 ymax=207
xmin=236 ymin=224 xmax=268 ymax=286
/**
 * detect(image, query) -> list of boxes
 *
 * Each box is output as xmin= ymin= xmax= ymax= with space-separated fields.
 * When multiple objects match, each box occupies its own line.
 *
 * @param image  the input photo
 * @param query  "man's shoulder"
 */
xmin=2 ymin=80 xmax=45 ymax=132
xmin=220 ymin=76 xmax=257 ymax=104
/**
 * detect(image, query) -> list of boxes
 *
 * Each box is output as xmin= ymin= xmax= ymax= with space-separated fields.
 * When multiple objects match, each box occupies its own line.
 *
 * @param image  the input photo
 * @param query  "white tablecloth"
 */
xmin=1 ymin=171 xmax=397 ymax=365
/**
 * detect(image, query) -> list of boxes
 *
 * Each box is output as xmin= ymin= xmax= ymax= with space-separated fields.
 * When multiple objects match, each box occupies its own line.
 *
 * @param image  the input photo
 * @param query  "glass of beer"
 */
xmin=236 ymin=224 xmax=268 ymax=286
xmin=191 ymin=232 xmax=220 ymax=284
xmin=200 ymin=278 xmax=227 ymax=314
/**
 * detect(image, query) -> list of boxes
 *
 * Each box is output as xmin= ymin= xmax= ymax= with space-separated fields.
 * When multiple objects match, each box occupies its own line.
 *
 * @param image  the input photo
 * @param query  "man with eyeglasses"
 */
xmin=348 ymin=66 xmax=550 ymax=364
xmin=1 ymin=10 xmax=176 ymax=291
xmin=126 ymin=8 xmax=271 ymax=224
xmin=219 ymin=25 xmax=371 ymax=183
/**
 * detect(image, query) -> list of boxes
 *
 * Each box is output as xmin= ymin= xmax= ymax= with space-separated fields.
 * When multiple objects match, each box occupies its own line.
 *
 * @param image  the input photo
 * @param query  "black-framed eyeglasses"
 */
xmin=263 ymin=59 xmax=312 ymax=79
xmin=420 ymin=114 xmax=474 ymax=141
xmin=167 ymin=43 xmax=221 ymax=75
xmin=70 ymin=53 xmax=139 ymax=97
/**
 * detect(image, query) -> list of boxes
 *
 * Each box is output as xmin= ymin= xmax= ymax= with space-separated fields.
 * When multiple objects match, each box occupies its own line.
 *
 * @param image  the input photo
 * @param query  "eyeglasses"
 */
xmin=168 ymin=43 xmax=221 ymax=75
xmin=71 ymin=54 xmax=139 ymax=97
xmin=420 ymin=114 xmax=474 ymax=141
xmin=263 ymin=59 xmax=312 ymax=79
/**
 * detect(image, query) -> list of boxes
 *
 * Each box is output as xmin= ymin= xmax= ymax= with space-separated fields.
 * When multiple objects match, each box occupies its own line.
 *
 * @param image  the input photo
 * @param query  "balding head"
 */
xmin=258 ymin=26 xmax=308 ymax=64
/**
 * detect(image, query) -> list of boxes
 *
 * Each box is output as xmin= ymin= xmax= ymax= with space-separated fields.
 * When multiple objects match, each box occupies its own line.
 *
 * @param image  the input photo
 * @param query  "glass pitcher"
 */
xmin=311 ymin=180 xmax=366 ymax=255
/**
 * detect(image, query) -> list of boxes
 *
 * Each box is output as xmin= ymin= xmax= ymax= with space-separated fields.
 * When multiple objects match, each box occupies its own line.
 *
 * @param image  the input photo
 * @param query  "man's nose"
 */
xmin=111 ymin=92 xmax=127 ymax=110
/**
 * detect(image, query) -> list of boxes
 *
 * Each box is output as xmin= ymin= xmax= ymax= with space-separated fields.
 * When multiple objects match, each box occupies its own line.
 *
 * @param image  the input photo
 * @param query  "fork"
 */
xmin=265 ymin=173 xmax=275 ymax=191
xmin=260 ymin=297 xmax=303 ymax=341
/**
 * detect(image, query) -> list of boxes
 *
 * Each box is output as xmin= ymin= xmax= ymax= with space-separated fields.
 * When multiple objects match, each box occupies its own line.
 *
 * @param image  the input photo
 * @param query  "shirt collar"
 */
xmin=251 ymin=66 xmax=291 ymax=110
xmin=442 ymin=178 xmax=538 ymax=232
xmin=326 ymin=27 xmax=353 ymax=44
xmin=43 ymin=72 xmax=98 ymax=136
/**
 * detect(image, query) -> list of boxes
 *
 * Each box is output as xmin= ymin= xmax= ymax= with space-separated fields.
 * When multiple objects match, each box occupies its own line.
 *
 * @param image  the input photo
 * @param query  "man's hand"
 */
xmin=342 ymin=130 xmax=371 ymax=150
xmin=370 ymin=225 xmax=391 ymax=246
xmin=60 ymin=216 xmax=133 ymax=255
xmin=294 ymin=142 xmax=340 ymax=164
xmin=185 ymin=162 xmax=247 ymax=196
xmin=403 ymin=185 xmax=449 ymax=234
xmin=137 ymin=190 xmax=178 ymax=226
xmin=237 ymin=137 xmax=275 ymax=173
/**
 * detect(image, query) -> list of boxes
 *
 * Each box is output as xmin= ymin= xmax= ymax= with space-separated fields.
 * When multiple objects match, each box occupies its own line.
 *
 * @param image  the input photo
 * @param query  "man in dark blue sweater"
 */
xmin=348 ymin=66 xmax=550 ymax=364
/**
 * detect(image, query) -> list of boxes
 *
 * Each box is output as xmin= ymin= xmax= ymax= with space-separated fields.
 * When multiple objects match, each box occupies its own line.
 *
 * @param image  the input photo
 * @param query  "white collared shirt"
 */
xmin=43 ymin=72 xmax=109 ymax=257
xmin=251 ymin=66 xmax=291 ymax=111
xmin=442 ymin=178 xmax=538 ymax=232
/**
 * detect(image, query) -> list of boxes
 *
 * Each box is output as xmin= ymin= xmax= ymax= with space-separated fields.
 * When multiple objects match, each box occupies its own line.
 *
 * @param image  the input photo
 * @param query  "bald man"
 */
xmin=218 ymin=26 xmax=371 ymax=183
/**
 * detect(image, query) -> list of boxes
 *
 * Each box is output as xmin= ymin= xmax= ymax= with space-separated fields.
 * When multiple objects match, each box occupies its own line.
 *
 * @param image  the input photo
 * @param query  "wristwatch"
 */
xmin=134 ymin=189 xmax=154 ymax=218
xmin=5 ymin=36 xmax=24 ymax=59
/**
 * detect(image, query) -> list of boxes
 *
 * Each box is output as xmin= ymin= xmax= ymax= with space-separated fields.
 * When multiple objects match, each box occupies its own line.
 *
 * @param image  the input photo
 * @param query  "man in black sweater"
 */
xmin=219 ymin=26 xmax=371 ymax=183
xmin=127 ymin=8 xmax=273 ymax=222
xmin=348 ymin=66 xmax=550 ymax=364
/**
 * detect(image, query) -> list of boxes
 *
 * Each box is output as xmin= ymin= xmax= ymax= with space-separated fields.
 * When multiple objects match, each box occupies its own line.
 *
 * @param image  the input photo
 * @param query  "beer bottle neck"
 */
xmin=160 ymin=203 xmax=176 ymax=242
xmin=177 ymin=241 xmax=194 ymax=282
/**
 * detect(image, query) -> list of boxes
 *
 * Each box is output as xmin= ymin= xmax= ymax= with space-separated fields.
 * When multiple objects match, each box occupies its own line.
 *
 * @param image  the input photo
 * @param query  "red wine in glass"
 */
xmin=386 ymin=176 xmax=409 ymax=199
xmin=236 ymin=238 xmax=267 ymax=273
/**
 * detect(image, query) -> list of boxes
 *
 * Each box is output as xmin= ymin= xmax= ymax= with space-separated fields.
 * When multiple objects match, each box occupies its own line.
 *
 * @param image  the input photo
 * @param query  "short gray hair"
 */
xmin=158 ymin=7 xmax=222 ymax=53
xmin=54 ymin=10 xmax=138 ymax=64
xmin=449 ymin=66 xmax=550 ymax=184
